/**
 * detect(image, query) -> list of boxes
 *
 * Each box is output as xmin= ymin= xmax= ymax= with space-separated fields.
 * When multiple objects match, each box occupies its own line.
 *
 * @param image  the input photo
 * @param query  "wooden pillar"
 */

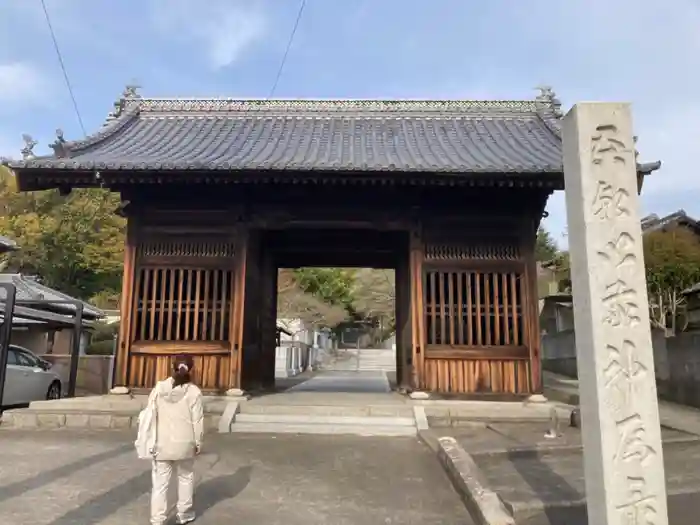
xmin=259 ymin=248 xmax=278 ymax=389
xmin=228 ymin=225 xmax=249 ymax=391
xmin=240 ymin=228 xmax=264 ymax=391
xmin=409 ymin=225 xmax=426 ymax=391
xmin=114 ymin=216 xmax=137 ymax=388
xmin=522 ymin=220 xmax=543 ymax=394
xmin=395 ymin=235 xmax=412 ymax=390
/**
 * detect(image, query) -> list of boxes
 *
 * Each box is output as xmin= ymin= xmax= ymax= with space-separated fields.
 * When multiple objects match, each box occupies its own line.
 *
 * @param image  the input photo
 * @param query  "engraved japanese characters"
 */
xmin=590 ymin=122 xmax=661 ymax=525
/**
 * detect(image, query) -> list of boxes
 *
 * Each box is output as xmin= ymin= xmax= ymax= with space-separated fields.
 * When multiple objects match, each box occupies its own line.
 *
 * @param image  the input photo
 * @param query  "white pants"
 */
xmin=150 ymin=458 xmax=195 ymax=525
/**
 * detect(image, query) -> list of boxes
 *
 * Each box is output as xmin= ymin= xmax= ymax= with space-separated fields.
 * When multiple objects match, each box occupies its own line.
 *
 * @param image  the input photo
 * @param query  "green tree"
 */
xmin=535 ymin=226 xmax=559 ymax=261
xmin=644 ymin=227 xmax=700 ymax=335
xmin=293 ymin=267 xmax=356 ymax=308
xmin=0 ymin=166 xmax=126 ymax=300
xmin=277 ymin=269 xmax=349 ymax=330
xmin=350 ymin=268 xmax=395 ymax=342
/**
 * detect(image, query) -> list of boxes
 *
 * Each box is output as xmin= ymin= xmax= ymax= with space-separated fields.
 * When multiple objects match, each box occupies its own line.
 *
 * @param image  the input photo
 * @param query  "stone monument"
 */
xmin=563 ymin=103 xmax=668 ymax=525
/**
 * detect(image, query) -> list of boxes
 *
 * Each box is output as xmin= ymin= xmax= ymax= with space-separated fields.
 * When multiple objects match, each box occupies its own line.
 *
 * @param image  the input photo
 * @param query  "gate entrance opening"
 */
xmin=266 ymin=230 xmax=404 ymax=394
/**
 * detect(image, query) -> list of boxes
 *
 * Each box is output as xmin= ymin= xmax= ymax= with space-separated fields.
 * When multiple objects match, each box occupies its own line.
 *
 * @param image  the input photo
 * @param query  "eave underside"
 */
xmin=12 ymin=168 xmax=565 ymax=192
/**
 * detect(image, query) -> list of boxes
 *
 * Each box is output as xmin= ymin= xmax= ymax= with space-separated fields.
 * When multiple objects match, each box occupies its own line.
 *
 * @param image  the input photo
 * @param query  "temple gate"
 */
xmin=8 ymin=87 xmax=659 ymax=396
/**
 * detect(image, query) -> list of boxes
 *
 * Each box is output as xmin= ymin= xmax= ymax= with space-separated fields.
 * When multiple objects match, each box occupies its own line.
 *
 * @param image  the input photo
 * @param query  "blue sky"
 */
xmin=1 ymin=0 xmax=699 ymax=248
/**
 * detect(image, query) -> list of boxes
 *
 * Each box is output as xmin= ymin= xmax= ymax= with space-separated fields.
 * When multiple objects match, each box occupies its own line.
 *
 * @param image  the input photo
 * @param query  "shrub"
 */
xmin=85 ymin=339 xmax=115 ymax=355
xmin=91 ymin=321 xmax=119 ymax=342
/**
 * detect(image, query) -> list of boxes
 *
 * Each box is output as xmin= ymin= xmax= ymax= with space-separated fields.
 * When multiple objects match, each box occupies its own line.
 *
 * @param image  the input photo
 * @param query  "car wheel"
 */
xmin=46 ymin=381 xmax=62 ymax=400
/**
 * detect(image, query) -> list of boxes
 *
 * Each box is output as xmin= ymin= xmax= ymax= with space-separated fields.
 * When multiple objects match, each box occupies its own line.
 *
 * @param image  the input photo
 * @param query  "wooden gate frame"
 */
xmin=229 ymin=226 xmax=248 ymax=390
xmin=409 ymin=227 xmax=426 ymax=390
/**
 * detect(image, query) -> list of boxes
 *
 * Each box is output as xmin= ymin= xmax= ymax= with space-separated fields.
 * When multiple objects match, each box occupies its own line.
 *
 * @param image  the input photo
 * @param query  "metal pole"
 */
xmin=0 ymin=283 xmax=17 ymax=407
xmin=67 ymin=302 xmax=84 ymax=398
xmin=110 ymin=334 xmax=118 ymax=389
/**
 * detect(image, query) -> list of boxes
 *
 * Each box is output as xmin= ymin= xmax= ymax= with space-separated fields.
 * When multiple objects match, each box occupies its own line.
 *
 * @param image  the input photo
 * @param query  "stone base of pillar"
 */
xmin=225 ymin=388 xmax=249 ymax=400
xmin=526 ymin=394 xmax=548 ymax=404
xmin=409 ymin=391 xmax=430 ymax=400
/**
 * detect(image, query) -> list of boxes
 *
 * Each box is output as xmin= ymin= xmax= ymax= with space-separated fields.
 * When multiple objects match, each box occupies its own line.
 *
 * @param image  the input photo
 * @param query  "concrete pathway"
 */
xmin=544 ymin=371 xmax=700 ymax=436
xmin=287 ymin=369 xmax=391 ymax=393
xmin=0 ymin=430 xmax=472 ymax=524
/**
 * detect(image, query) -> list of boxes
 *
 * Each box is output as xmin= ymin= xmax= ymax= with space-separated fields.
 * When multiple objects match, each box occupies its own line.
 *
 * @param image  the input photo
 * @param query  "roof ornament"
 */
xmin=633 ymin=135 xmax=641 ymax=163
xmin=535 ymin=85 xmax=563 ymax=118
xmin=123 ymin=83 xmax=142 ymax=100
xmin=50 ymin=129 xmax=70 ymax=159
xmin=20 ymin=134 xmax=38 ymax=160
xmin=105 ymin=83 xmax=143 ymax=124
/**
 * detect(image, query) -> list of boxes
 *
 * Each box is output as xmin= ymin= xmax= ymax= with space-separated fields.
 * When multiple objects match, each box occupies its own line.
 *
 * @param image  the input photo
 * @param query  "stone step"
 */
xmin=0 ymin=407 xmax=220 ymax=432
xmin=230 ymin=421 xmax=417 ymax=436
xmin=238 ymin=403 xmax=414 ymax=418
xmin=234 ymin=413 xmax=415 ymax=426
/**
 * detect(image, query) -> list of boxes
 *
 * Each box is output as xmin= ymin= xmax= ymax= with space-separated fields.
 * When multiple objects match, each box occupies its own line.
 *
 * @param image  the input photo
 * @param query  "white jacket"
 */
xmin=148 ymin=378 xmax=204 ymax=461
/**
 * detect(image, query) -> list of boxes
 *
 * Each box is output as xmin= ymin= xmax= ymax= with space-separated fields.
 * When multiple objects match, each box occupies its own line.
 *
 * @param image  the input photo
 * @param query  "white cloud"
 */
xmin=0 ymin=62 xmax=48 ymax=106
xmin=149 ymin=0 xmax=266 ymax=69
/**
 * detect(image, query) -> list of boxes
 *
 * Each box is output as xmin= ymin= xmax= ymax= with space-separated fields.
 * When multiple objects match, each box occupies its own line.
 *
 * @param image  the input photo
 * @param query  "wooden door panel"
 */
xmin=122 ymin=232 xmax=242 ymax=391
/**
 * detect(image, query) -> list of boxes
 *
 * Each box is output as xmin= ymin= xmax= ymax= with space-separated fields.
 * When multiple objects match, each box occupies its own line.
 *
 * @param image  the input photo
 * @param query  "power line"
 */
xmin=40 ymin=0 xmax=86 ymax=136
xmin=268 ymin=0 xmax=307 ymax=99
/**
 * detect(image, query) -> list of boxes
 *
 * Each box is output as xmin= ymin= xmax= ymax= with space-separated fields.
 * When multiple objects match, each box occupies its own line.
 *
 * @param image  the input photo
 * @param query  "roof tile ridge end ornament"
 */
xmin=534 ymin=85 xmax=564 ymax=137
xmin=633 ymin=136 xmax=662 ymax=175
xmin=51 ymin=84 xmax=144 ymax=157
xmin=136 ymin=97 xmax=541 ymax=115
xmin=4 ymin=134 xmax=43 ymax=168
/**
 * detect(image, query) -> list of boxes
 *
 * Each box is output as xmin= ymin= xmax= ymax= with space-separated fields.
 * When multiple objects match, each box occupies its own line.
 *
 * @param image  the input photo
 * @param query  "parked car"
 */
xmin=1 ymin=345 xmax=62 ymax=407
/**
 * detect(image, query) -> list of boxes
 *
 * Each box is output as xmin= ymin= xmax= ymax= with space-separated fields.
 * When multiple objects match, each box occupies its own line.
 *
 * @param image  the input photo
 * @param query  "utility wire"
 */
xmin=40 ymin=0 xmax=86 ymax=136
xmin=268 ymin=0 xmax=307 ymax=99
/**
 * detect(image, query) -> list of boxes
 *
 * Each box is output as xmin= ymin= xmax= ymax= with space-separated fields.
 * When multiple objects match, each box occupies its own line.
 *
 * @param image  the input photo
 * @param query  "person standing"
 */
xmin=148 ymin=355 xmax=204 ymax=525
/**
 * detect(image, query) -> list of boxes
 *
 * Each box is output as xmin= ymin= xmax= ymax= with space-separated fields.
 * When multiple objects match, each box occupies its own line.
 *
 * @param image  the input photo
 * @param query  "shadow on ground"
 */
xmin=0 ymin=443 xmax=133 ymax=505
xmin=194 ymin=465 xmax=253 ymax=517
xmin=44 ymin=465 xmax=253 ymax=525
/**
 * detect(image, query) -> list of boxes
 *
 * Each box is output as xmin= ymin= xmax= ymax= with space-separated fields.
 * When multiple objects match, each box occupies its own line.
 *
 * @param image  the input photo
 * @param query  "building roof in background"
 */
xmin=641 ymin=210 xmax=700 ymax=235
xmin=0 ymin=304 xmax=97 ymax=328
xmin=0 ymin=235 xmax=18 ymax=253
xmin=0 ymin=274 xmax=104 ymax=319
xmin=6 ymin=86 xmax=660 ymax=189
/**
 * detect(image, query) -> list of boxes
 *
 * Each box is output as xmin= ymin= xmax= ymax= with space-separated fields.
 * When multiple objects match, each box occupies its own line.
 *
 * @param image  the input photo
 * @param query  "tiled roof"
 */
xmin=4 ymin=87 xmax=661 ymax=180
xmin=641 ymin=210 xmax=700 ymax=234
xmin=0 ymin=274 xmax=104 ymax=318
xmin=0 ymin=302 xmax=97 ymax=328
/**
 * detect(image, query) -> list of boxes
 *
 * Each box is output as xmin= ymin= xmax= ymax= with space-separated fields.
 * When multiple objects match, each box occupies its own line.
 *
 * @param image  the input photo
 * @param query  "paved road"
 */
xmin=0 ymin=430 xmax=472 ymax=525
xmin=287 ymin=370 xmax=392 ymax=393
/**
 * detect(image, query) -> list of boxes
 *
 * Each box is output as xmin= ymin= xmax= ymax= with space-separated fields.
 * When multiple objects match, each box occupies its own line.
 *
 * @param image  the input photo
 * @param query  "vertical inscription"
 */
xmin=591 ymin=122 xmax=660 ymax=523
xmin=591 ymin=125 xmax=632 ymax=221
xmin=598 ymin=232 xmax=641 ymax=327
xmin=604 ymin=339 xmax=647 ymax=411
xmin=617 ymin=476 xmax=658 ymax=525
xmin=592 ymin=181 xmax=631 ymax=219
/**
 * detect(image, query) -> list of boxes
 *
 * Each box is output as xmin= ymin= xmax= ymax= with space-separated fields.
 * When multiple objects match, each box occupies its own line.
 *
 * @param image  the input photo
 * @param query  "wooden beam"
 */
xmin=114 ymin=218 xmax=137 ymax=387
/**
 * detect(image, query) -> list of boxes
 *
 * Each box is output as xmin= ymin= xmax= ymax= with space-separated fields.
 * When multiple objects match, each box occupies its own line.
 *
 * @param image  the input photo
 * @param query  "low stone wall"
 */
xmin=1 ymin=407 xmax=220 ymax=432
xmin=655 ymin=332 xmax=700 ymax=408
xmin=39 ymin=355 xmax=114 ymax=395
xmin=541 ymin=330 xmax=578 ymax=378
xmin=542 ymin=328 xmax=700 ymax=408
xmin=274 ymin=343 xmax=313 ymax=378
